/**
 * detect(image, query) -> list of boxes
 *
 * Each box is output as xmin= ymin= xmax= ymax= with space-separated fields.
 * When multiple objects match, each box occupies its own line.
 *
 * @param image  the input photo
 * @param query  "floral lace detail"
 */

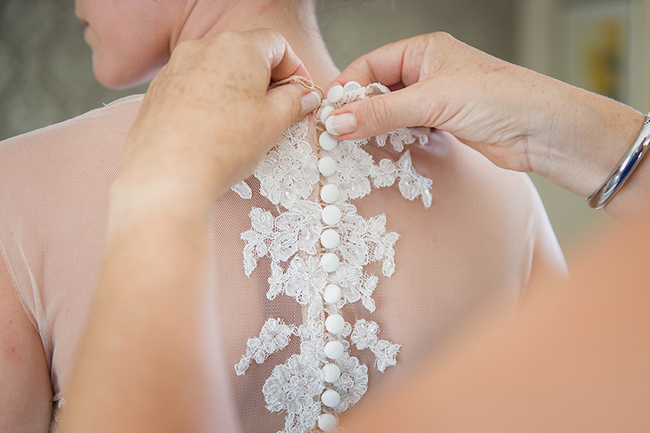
xmin=263 ymin=354 xmax=324 ymax=433
xmin=236 ymin=83 xmax=433 ymax=433
xmin=370 ymin=151 xmax=434 ymax=209
xmin=351 ymin=320 xmax=400 ymax=372
xmin=241 ymin=201 xmax=323 ymax=276
xmin=268 ymin=257 xmax=327 ymax=320
xmin=376 ymin=127 xmax=430 ymax=152
xmin=255 ymin=120 xmax=319 ymax=208
xmin=330 ymin=353 xmax=368 ymax=412
xmin=231 ymin=180 xmax=252 ymax=199
xmin=236 ymin=318 xmax=295 ymax=376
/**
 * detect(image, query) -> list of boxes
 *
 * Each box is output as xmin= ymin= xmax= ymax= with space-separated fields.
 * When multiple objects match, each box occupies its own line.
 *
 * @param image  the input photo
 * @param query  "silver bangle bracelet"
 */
xmin=587 ymin=112 xmax=650 ymax=209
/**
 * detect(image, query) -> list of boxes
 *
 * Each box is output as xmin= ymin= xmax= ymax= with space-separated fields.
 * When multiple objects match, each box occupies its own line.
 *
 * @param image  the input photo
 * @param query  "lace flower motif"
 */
xmin=235 ymin=318 xmax=294 ymax=376
xmin=268 ymin=257 xmax=327 ymax=321
xmin=231 ymin=180 xmax=252 ymax=199
xmin=376 ymin=126 xmax=430 ymax=152
xmin=332 ymin=354 xmax=369 ymax=412
xmin=263 ymin=354 xmax=324 ymax=433
xmin=241 ymin=201 xmax=322 ymax=276
xmin=396 ymin=151 xmax=433 ymax=209
xmin=370 ymin=151 xmax=433 ymax=209
xmin=337 ymin=210 xmax=399 ymax=278
xmin=351 ymin=320 xmax=401 ymax=372
xmin=255 ymin=119 xmax=319 ymax=209
xmin=369 ymin=158 xmax=399 ymax=188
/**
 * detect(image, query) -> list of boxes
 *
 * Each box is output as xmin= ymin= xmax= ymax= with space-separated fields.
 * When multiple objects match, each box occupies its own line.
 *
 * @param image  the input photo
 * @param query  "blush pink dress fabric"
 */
xmin=0 ymin=93 xmax=565 ymax=432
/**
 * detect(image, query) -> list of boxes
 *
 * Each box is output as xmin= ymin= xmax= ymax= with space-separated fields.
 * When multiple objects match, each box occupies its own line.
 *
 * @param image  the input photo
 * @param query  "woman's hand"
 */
xmin=114 ymin=29 xmax=320 ymax=216
xmin=59 ymin=29 xmax=322 ymax=433
xmin=326 ymin=33 xmax=644 ymax=206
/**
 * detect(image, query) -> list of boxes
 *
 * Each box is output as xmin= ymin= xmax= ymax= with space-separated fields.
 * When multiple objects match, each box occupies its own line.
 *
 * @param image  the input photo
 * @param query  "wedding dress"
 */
xmin=0 ymin=84 xmax=565 ymax=433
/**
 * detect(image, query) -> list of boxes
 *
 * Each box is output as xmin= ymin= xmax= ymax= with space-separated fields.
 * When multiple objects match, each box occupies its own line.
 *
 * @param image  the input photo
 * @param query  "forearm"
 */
xmin=58 ymin=198 xmax=236 ymax=433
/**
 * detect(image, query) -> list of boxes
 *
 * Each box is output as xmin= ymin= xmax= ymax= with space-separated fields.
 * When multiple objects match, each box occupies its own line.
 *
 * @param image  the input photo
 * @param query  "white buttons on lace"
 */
xmin=236 ymin=82 xmax=423 ymax=433
xmin=320 ymin=106 xmax=334 ymax=125
xmin=320 ymin=253 xmax=340 ymax=272
xmin=318 ymin=414 xmax=338 ymax=432
xmin=321 ymin=205 xmax=341 ymax=226
xmin=322 ymin=363 xmax=341 ymax=383
xmin=323 ymin=284 xmax=342 ymax=304
xmin=321 ymin=389 xmax=342 ymax=408
xmin=320 ymin=229 xmax=340 ymax=249
xmin=319 ymin=132 xmax=338 ymax=151
xmin=318 ymin=156 xmax=337 ymax=177
xmin=344 ymin=81 xmax=362 ymax=93
xmin=325 ymin=314 xmax=345 ymax=334
xmin=327 ymin=85 xmax=345 ymax=104
xmin=320 ymin=184 xmax=340 ymax=203
xmin=324 ymin=341 xmax=344 ymax=359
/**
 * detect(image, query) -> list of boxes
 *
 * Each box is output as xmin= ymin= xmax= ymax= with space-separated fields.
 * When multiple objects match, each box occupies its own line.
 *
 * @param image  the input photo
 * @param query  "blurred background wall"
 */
xmin=1 ymin=0 xmax=648 ymax=253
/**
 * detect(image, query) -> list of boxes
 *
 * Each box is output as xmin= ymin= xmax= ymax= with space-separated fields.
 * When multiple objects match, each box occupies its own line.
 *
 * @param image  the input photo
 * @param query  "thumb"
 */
xmin=324 ymin=83 xmax=435 ymax=140
xmin=266 ymin=82 xmax=321 ymax=132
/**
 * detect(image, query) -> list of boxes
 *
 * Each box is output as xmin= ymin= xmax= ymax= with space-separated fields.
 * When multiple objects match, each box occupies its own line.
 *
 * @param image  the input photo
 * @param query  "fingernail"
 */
xmin=299 ymin=91 xmax=321 ymax=116
xmin=326 ymin=113 xmax=357 ymax=136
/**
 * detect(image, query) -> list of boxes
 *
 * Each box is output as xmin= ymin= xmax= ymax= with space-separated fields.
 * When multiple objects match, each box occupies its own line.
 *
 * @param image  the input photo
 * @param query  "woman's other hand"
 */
xmin=326 ymin=33 xmax=644 ymax=209
xmin=114 ymin=29 xmax=320 ymax=214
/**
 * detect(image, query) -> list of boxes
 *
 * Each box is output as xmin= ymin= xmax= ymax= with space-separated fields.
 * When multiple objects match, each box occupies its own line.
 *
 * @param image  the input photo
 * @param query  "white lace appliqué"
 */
xmin=233 ymin=83 xmax=432 ymax=433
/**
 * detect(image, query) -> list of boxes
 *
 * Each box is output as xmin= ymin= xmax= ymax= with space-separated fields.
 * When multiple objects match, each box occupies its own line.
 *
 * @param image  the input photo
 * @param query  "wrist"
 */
xmin=527 ymin=80 xmax=645 ymax=198
xmin=107 ymin=174 xmax=213 ymax=235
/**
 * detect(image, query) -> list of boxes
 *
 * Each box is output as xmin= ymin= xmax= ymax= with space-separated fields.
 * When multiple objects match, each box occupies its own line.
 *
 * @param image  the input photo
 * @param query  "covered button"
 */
xmin=325 ymin=314 xmax=345 ymax=334
xmin=343 ymin=81 xmax=362 ymax=92
xmin=320 ymin=105 xmax=334 ymax=125
xmin=322 ymin=363 xmax=341 ymax=383
xmin=318 ymin=414 xmax=337 ymax=432
xmin=324 ymin=341 xmax=344 ymax=359
xmin=321 ymin=205 xmax=341 ymax=226
xmin=318 ymin=156 xmax=337 ymax=177
xmin=320 ymin=253 xmax=340 ymax=273
xmin=327 ymin=85 xmax=345 ymax=103
xmin=323 ymin=284 xmax=342 ymax=304
xmin=320 ymin=184 xmax=340 ymax=204
xmin=319 ymin=131 xmax=338 ymax=151
xmin=321 ymin=389 xmax=341 ymax=408
xmin=320 ymin=229 xmax=340 ymax=249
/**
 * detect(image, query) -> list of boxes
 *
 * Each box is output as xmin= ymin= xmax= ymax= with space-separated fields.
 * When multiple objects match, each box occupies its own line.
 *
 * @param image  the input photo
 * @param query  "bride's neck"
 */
xmin=172 ymin=0 xmax=340 ymax=88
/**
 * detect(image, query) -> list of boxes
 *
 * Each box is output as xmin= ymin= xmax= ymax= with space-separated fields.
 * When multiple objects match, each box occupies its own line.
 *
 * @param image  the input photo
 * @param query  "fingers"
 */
xmin=246 ymin=29 xmax=319 ymax=131
xmin=322 ymin=33 xmax=454 ymax=139
xmin=267 ymin=84 xmax=321 ymax=132
xmin=324 ymin=82 xmax=433 ymax=140
xmin=246 ymin=29 xmax=312 ymax=83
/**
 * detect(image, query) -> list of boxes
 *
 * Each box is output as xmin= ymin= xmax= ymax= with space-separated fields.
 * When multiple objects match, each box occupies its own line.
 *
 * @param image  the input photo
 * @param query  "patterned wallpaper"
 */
xmin=0 ymin=0 xmax=515 ymax=141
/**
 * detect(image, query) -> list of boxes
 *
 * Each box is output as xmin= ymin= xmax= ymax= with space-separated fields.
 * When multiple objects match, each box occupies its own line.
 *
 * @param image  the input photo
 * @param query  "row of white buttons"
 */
xmin=317 ymin=84 xmax=360 ymax=432
xmin=318 ymin=112 xmax=341 ymax=268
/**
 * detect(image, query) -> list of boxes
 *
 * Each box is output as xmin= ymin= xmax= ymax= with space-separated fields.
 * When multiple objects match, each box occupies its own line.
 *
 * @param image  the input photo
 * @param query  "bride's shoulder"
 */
xmin=0 ymin=94 xmax=144 ymax=155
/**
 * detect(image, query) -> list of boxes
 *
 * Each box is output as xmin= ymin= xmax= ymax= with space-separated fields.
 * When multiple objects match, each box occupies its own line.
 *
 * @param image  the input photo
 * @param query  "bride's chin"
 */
xmin=92 ymin=57 xmax=158 ymax=90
